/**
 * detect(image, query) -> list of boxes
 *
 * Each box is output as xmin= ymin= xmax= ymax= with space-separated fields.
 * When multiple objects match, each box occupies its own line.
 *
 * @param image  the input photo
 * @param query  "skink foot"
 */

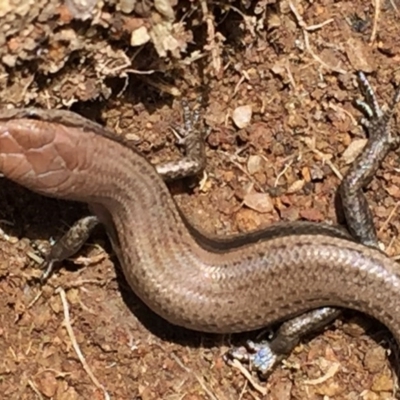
xmin=155 ymin=96 xmax=208 ymax=181
xmin=225 ymin=307 xmax=341 ymax=377
xmin=226 ymin=338 xmax=280 ymax=377
xmin=40 ymin=215 xmax=100 ymax=282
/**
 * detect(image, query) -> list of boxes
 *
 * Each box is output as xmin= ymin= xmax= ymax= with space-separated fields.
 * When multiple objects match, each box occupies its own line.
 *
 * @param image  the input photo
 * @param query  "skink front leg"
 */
xmin=156 ymin=97 xmax=207 ymax=181
xmin=226 ymin=72 xmax=400 ymax=378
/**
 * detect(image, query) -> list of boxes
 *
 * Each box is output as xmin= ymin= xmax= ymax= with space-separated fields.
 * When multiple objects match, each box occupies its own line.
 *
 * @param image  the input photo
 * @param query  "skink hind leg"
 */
xmin=226 ymin=308 xmax=341 ymax=376
xmin=339 ymin=71 xmax=400 ymax=248
xmin=227 ymin=72 xmax=400 ymax=378
xmin=39 ymin=99 xmax=208 ymax=280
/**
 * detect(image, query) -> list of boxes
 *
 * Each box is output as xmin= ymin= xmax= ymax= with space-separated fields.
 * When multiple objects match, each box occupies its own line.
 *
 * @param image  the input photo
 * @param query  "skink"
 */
xmin=0 ymin=74 xmax=400 ymax=376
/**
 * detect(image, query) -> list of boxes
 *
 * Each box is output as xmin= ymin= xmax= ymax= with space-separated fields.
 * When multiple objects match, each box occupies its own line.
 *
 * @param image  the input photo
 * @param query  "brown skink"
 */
xmin=1 ymin=110 xmax=400 ymax=348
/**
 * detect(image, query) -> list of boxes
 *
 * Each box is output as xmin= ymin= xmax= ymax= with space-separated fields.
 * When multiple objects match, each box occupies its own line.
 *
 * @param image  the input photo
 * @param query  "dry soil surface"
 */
xmin=1 ymin=1 xmax=400 ymax=399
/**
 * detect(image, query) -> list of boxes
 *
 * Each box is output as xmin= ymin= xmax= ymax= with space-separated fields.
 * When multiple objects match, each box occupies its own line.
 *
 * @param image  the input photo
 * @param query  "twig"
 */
xmin=217 ymin=150 xmax=265 ymax=192
xmin=229 ymin=359 xmax=267 ymax=396
xmin=328 ymin=103 xmax=358 ymax=126
xmin=56 ymin=287 xmax=110 ymax=400
xmin=303 ymin=137 xmax=343 ymax=180
xmin=285 ymin=62 xmax=297 ymax=92
xmin=27 ymin=380 xmax=44 ymax=400
xmin=200 ymin=0 xmax=222 ymax=74
xmin=370 ymin=0 xmax=381 ymax=44
xmin=380 ymin=201 xmax=400 ymax=254
xmin=303 ymin=362 xmax=340 ymax=384
xmin=27 ymin=290 xmax=43 ymax=309
xmin=289 ymin=1 xmax=346 ymax=74
xmin=389 ymin=0 xmax=399 ymax=12
xmin=170 ymin=352 xmax=219 ymax=400
xmin=274 ymin=158 xmax=294 ymax=187
xmin=379 ymin=201 xmax=400 ymax=235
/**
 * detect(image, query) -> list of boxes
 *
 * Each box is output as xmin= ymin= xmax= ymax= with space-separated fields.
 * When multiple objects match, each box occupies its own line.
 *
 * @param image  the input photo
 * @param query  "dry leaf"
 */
xmin=287 ymin=179 xmax=305 ymax=194
xmin=247 ymin=155 xmax=265 ymax=175
xmin=341 ymin=139 xmax=367 ymax=164
xmin=243 ymin=192 xmax=273 ymax=213
xmin=131 ymin=26 xmax=150 ymax=46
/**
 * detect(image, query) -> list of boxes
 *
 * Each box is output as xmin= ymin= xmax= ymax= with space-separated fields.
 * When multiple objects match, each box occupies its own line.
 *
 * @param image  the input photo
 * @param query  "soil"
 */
xmin=1 ymin=1 xmax=400 ymax=399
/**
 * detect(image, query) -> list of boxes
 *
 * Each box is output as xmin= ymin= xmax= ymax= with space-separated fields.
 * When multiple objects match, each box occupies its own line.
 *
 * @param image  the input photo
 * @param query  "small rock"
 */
xmin=341 ymin=139 xmax=367 ymax=164
xmin=371 ymin=373 xmax=393 ymax=392
xmin=300 ymin=208 xmax=324 ymax=222
xmin=364 ymin=346 xmax=387 ymax=373
xmin=247 ymin=155 xmax=265 ymax=175
xmin=287 ymin=179 xmax=305 ymax=194
xmin=345 ymin=37 xmax=374 ymax=73
xmin=310 ymin=165 xmax=325 ymax=181
xmin=386 ymin=185 xmax=400 ymax=199
xmin=232 ymin=105 xmax=252 ymax=129
xmin=131 ymin=26 xmax=150 ymax=46
xmin=35 ymin=371 xmax=58 ymax=398
xmin=243 ymin=192 xmax=273 ymax=213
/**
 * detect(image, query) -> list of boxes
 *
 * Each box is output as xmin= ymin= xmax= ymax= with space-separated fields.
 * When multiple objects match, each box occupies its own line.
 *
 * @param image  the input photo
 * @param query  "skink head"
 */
xmin=0 ymin=118 xmax=85 ymax=196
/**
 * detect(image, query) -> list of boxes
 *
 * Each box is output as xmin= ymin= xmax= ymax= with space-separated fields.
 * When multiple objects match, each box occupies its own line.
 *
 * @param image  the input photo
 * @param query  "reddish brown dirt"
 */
xmin=1 ymin=1 xmax=400 ymax=399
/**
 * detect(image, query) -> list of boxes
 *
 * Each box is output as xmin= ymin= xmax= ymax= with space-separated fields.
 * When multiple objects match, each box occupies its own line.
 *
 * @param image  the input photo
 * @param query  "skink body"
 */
xmin=1 ymin=113 xmax=400 ymax=344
